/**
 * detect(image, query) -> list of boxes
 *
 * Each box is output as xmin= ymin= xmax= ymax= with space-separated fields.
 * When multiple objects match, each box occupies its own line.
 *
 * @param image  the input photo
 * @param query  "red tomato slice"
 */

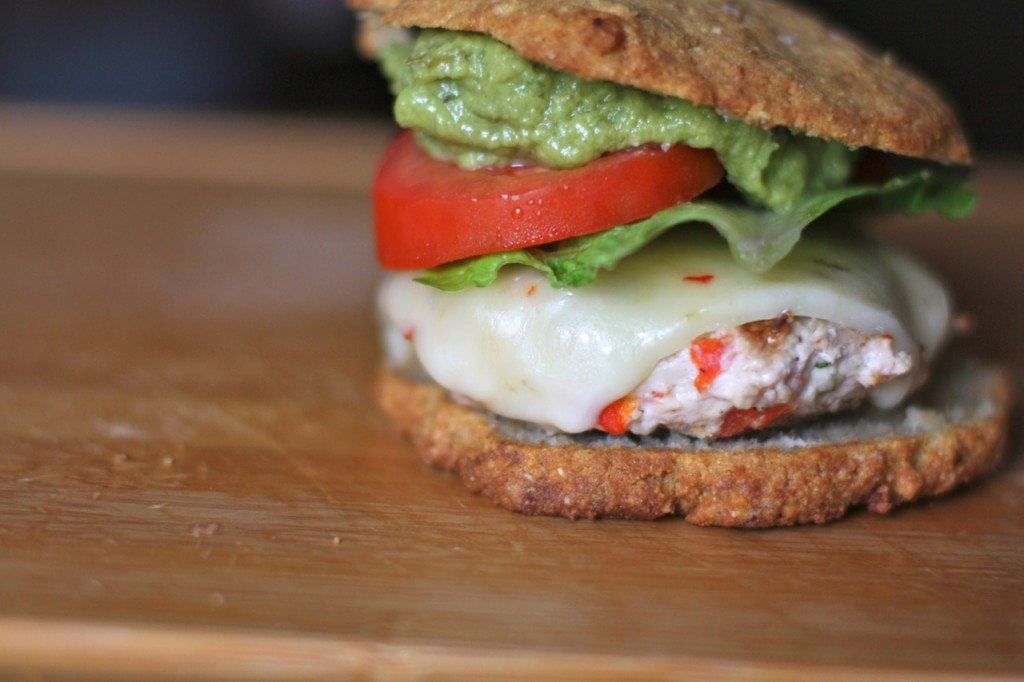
xmin=373 ymin=130 xmax=724 ymax=270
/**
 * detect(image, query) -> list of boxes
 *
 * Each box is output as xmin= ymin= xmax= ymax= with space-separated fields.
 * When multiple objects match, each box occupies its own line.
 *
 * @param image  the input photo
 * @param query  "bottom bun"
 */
xmin=374 ymin=358 xmax=1011 ymax=527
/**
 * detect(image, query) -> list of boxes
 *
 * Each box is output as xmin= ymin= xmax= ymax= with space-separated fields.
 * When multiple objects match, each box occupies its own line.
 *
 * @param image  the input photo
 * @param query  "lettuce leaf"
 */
xmin=416 ymin=168 xmax=974 ymax=291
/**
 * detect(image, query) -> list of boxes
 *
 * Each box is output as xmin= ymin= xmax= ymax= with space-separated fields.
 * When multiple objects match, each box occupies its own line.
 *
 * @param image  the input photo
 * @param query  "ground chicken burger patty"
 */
xmin=620 ymin=313 xmax=912 ymax=439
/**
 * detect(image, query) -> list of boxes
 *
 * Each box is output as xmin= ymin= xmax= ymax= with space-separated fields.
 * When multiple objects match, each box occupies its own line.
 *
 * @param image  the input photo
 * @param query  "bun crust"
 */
xmin=374 ymin=361 xmax=1009 ymax=527
xmin=351 ymin=0 xmax=970 ymax=164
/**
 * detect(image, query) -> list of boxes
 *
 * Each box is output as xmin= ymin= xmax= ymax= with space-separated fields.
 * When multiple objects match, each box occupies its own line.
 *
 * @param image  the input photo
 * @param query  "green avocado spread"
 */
xmin=381 ymin=30 xmax=855 ymax=211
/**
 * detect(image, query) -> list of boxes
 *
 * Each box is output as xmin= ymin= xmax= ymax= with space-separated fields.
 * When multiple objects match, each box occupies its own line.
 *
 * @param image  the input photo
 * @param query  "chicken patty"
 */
xmin=599 ymin=312 xmax=914 ymax=438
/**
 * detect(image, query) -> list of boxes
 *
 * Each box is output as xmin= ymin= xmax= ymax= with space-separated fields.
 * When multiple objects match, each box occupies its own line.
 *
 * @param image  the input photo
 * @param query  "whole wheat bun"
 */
xmin=351 ymin=0 xmax=970 ymax=164
xmin=375 ymin=359 xmax=1009 ymax=527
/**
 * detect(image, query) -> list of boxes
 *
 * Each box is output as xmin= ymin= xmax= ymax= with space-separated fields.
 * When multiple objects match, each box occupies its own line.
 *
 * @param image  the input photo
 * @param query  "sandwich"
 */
xmin=350 ymin=0 xmax=1010 ymax=526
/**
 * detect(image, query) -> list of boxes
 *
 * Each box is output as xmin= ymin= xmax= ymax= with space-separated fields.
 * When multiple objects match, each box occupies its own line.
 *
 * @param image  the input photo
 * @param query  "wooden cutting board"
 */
xmin=0 ymin=106 xmax=1020 ymax=679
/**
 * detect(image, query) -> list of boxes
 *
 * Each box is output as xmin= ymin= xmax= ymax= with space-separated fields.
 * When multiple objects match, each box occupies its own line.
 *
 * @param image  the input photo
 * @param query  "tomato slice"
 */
xmin=373 ymin=130 xmax=724 ymax=270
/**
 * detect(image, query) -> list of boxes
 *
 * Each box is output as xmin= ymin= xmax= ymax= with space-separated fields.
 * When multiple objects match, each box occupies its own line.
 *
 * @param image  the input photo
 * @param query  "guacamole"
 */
xmin=381 ymin=30 xmax=856 ymax=211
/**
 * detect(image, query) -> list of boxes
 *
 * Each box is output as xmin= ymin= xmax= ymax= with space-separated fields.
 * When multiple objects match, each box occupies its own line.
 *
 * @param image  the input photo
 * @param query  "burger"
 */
xmin=349 ymin=0 xmax=1010 ymax=526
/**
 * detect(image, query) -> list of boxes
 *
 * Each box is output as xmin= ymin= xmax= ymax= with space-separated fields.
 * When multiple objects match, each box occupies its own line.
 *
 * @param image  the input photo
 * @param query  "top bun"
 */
xmin=351 ymin=0 xmax=971 ymax=164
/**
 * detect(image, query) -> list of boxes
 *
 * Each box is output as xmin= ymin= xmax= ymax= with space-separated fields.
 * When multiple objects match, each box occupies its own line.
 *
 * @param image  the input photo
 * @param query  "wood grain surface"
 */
xmin=0 ymin=105 xmax=1020 ymax=680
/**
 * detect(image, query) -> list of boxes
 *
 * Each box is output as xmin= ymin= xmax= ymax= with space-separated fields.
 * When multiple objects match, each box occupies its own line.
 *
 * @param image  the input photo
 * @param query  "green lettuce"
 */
xmin=417 ymin=168 xmax=974 ymax=291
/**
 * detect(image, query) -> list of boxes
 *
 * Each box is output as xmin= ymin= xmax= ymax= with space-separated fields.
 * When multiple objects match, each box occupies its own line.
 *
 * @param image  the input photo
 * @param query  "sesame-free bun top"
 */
xmin=350 ymin=0 xmax=971 ymax=164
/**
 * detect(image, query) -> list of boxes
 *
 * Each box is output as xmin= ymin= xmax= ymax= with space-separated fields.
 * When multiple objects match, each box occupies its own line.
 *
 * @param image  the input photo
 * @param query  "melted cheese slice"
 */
xmin=379 ymin=229 xmax=950 ymax=433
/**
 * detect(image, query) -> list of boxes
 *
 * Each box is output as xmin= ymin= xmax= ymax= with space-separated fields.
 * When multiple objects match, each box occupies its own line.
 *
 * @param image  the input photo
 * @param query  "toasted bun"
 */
xmin=351 ymin=0 xmax=970 ymax=164
xmin=374 ymin=358 xmax=1009 ymax=527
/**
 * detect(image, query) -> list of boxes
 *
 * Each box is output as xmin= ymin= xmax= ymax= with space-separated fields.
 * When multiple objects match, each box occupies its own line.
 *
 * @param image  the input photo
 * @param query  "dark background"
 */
xmin=0 ymin=1 xmax=1020 ymax=155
